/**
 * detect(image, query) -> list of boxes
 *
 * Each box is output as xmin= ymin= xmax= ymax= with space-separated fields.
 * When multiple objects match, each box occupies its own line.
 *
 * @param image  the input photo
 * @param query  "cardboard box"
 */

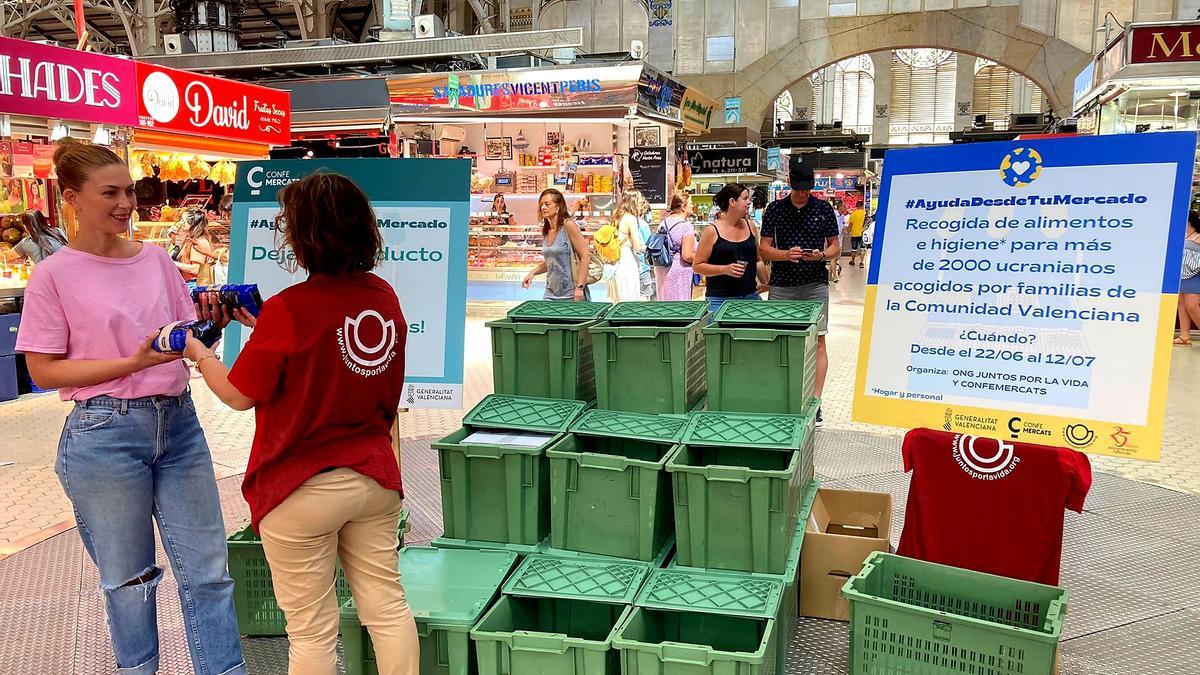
xmin=800 ymin=488 xmax=892 ymax=621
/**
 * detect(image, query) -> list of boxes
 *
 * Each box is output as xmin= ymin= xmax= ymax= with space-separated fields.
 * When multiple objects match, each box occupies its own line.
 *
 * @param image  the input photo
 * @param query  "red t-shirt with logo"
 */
xmin=896 ymin=428 xmax=1091 ymax=585
xmin=229 ymin=272 xmax=406 ymax=529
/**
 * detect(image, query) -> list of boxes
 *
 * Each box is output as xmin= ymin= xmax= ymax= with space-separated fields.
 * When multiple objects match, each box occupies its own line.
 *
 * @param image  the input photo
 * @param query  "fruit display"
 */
xmin=207 ymin=160 xmax=237 ymax=187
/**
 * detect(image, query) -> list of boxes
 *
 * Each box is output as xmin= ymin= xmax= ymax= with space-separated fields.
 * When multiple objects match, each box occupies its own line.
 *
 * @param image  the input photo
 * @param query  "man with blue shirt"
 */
xmin=759 ymin=164 xmax=842 ymax=426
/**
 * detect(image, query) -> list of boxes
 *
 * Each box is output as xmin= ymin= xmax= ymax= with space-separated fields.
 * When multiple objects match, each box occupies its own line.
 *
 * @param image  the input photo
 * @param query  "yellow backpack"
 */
xmin=592 ymin=222 xmax=622 ymax=263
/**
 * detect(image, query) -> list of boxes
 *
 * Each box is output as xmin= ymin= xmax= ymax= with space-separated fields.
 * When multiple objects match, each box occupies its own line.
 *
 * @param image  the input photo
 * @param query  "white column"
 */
xmin=870 ymin=51 xmax=892 ymax=146
xmin=955 ymin=54 xmax=976 ymax=131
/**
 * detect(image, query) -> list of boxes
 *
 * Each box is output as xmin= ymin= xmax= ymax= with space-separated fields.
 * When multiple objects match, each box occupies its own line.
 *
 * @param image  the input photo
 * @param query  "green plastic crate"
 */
xmin=682 ymin=407 xmax=817 ymax=487
xmin=615 ymin=568 xmax=783 ymax=675
xmin=226 ymin=508 xmax=408 ymax=636
xmin=487 ymin=316 xmax=602 ymax=402
xmin=547 ymin=409 xmax=685 ymax=561
xmin=703 ymin=321 xmax=816 ymax=415
xmin=666 ymin=410 xmax=814 ymax=575
xmin=602 ymin=301 xmax=709 ymax=324
xmin=471 ymin=555 xmax=651 ymax=675
xmin=589 ymin=307 xmax=707 ymax=414
xmin=437 ymin=395 xmax=589 ymax=548
xmin=841 ymin=552 xmax=1068 ymax=675
xmin=667 ymin=479 xmax=819 ymax=671
xmin=507 ymin=300 xmax=612 ymax=322
xmin=710 ymin=300 xmax=823 ymax=328
xmin=340 ymin=546 xmax=519 ymax=675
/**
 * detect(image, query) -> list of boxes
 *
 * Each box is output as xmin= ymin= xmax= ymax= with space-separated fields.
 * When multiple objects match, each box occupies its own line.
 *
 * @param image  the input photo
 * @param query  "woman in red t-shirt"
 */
xmin=185 ymin=173 xmax=418 ymax=675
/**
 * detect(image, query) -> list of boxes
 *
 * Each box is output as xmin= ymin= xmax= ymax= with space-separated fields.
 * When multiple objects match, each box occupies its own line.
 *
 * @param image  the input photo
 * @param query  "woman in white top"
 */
xmin=607 ymin=191 xmax=647 ymax=302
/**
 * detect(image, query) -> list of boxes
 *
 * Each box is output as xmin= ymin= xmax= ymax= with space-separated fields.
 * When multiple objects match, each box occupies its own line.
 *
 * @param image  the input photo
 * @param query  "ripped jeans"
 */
xmin=56 ymin=393 xmax=246 ymax=675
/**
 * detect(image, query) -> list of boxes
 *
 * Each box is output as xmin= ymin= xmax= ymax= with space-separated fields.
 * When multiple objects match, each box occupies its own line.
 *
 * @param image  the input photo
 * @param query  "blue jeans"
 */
xmin=55 ymin=392 xmax=246 ymax=675
xmin=707 ymin=292 xmax=762 ymax=315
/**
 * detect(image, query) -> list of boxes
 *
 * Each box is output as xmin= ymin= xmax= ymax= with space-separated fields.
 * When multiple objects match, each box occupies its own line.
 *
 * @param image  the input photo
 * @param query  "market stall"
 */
xmin=128 ymin=64 xmax=290 ymax=250
xmin=683 ymin=144 xmax=782 ymax=220
xmin=386 ymin=63 xmax=708 ymax=302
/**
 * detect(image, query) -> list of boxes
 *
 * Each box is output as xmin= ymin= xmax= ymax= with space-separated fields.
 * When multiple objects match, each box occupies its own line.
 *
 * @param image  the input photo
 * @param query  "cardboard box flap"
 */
xmin=809 ymin=488 xmax=892 ymax=540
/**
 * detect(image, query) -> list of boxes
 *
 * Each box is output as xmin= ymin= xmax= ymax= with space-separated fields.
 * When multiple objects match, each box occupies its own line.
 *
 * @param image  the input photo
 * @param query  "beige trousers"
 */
xmin=259 ymin=468 xmax=419 ymax=675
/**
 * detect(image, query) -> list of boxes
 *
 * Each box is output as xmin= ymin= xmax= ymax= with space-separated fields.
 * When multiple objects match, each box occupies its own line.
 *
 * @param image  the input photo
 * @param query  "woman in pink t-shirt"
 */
xmin=16 ymin=140 xmax=246 ymax=675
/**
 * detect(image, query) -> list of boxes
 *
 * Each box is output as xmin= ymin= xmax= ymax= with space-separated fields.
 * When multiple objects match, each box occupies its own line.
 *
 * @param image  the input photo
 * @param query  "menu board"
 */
xmin=629 ymin=146 xmax=668 ymax=205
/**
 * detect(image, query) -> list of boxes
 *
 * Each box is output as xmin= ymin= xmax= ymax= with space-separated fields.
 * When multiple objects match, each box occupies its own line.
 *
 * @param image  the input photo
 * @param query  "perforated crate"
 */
xmin=437 ymin=395 xmax=588 ymax=548
xmin=589 ymin=303 xmax=708 ymax=414
xmin=471 ymin=555 xmax=651 ymax=675
xmin=507 ymin=300 xmax=612 ymax=323
xmin=226 ymin=509 xmax=408 ymax=636
xmin=340 ymin=546 xmax=518 ymax=675
xmin=547 ymin=409 xmax=685 ymax=561
xmin=842 ymin=552 xmax=1068 ymax=675
xmin=615 ymin=568 xmax=783 ymax=675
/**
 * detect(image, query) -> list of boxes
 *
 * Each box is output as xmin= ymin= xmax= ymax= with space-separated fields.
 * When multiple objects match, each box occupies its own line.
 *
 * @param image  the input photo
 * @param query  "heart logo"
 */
xmin=1012 ymin=161 xmax=1030 ymax=175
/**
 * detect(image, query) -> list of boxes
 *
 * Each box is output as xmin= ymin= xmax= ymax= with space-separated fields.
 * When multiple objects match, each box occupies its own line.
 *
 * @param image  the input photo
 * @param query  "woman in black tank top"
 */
xmin=693 ymin=183 xmax=762 ymax=313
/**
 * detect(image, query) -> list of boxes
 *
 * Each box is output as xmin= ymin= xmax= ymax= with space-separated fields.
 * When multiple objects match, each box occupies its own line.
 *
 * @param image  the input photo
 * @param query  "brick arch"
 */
xmin=681 ymin=7 xmax=1092 ymax=131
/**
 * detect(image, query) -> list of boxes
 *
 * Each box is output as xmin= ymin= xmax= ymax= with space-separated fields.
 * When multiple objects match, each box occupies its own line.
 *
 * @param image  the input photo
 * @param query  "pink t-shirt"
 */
xmin=16 ymin=244 xmax=196 ymax=401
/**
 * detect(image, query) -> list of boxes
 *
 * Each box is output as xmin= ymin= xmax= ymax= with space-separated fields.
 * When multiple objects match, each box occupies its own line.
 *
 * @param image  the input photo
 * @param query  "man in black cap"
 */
xmin=759 ymin=163 xmax=841 ymax=425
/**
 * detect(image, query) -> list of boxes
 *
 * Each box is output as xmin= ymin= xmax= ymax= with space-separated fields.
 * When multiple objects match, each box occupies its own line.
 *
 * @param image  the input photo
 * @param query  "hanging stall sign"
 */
xmin=1129 ymin=22 xmax=1200 ymax=63
xmin=853 ymin=132 xmax=1197 ymax=462
xmin=637 ymin=66 xmax=685 ymax=120
xmin=814 ymin=176 xmax=860 ymax=191
xmin=629 ymin=146 xmax=669 ymax=205
xmin=227 ymin=158 xmax=471 ymax=408
xmin=680 ymin=87 xmax=717 ymax=134
xmin=390 ymin=65 xmax=640 ymax=116
xmin=135 ymin=63 xmax=291 ymax=146
xmin=0 ymin=35 xmax=138 ymax=126
xmin=689 ymin=146 xmax=761 ymax=175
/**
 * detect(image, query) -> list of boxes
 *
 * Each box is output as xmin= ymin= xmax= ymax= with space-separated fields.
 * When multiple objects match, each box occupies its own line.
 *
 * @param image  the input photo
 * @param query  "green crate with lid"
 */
xmin=471 ymin=554 xmax=652 ymax=675
xmin=666 ymin=408 xmax=815 ymax=575
xmin=704 ymin=301 xmax=823 ymax=415
xmin=666 ymin=479 xmax=819 ymax=670
xmin=434 ymin=395 xmax=589 ymax=549
xmin=547 ymin=409 xmax=685 ymax=562
xmin=488 ymin=301 xmax=612 ymax=402
xmin=340 ymin=546 xmax=519 ymax=675
xmin=226 ymin=508 xmax=408 ymax=636
xmin=614 ymin=567 xmax=784 ymax=675
xmin=589 ymin=302 xmax=709 ymax=414
xmin=841 ymin=551 xmax=1068 ymax=675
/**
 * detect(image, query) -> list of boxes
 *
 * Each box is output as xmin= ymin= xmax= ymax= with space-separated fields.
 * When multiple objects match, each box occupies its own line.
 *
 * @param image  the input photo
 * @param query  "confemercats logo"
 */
xmin=337 ymin=310 xmax=398 ymax=377
xmin=951 ymin=434 xmax=1020 ymax=480
xmin=244 ymin=165 xmax=297 ymax=197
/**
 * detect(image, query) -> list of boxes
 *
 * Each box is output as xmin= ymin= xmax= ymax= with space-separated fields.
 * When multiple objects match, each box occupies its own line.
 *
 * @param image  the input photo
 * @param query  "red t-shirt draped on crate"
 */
xmin=230 ymin=272 xmax=406 ymax=530
xmin=896 ymin=427 xmax=1092 ymax=586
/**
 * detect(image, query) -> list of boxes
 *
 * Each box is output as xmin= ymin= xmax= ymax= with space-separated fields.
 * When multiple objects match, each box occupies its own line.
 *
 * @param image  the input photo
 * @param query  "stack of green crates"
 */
xmin=433 ymin=394 xmax=589 ymax=554
xmin=226 ymin=508 xmax=409 ymax=636
xmin=590 ymin=302 xmax=709 ymax=414
xmin=488 ymin=301 xmax=612 ymax=402
xmin=546 ymin=409 xmax=685 ymax=563
xmin=615 ymin=566 xmax=784 ymax=675
xmin=471 ymin=554 xmax=653 ymax=675
xmin=665 ymin=479 xmax=820 ymax=671
xmin=704 ymin=300 xmax=823 ymax=414
xmin=340 ymin=546 xmax=518 ymax=675
xmin=842 ymin=552 xmax=1069 ymax=674
xmin=668 ymin=406 xmax=816 ymax=574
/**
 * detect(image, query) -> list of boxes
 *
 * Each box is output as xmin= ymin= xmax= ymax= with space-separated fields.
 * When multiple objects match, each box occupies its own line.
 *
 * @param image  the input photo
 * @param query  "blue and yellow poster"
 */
xmin=226 ymin=158 xmax=471 ymax=408
xmin=853 ymin=132 xmax=1197 ymax=461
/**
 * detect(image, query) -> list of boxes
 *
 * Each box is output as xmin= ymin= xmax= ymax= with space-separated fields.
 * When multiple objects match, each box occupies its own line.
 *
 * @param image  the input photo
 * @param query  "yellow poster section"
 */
xmin=852 ymin=285 xmax=1175 ymax=461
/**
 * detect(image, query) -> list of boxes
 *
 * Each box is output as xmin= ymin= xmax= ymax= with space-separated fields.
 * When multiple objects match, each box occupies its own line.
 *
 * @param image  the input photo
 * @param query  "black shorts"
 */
xmin=851 ymin=236 xmax=863 ymax=251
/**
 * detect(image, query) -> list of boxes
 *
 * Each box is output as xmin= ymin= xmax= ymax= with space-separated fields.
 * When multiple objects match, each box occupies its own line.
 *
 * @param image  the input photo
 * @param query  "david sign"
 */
xmin=0 ymin=35 xmax=137 ymax=126
xmin=136 ymin=64 xmax=290 ymax=146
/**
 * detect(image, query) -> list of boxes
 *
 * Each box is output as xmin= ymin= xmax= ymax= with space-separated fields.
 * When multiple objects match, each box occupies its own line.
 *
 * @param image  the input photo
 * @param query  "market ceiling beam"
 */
xmin=251 ymin=0 xmax=294 ymax=39
xmin=139 ymin=25 xmax=583 ymax=71
xmin=465 ymin=0 xmax=496 ymax=34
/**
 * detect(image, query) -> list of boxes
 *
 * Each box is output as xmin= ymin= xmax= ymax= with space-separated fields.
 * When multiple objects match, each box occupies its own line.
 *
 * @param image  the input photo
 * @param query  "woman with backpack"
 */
xmin=605 ymin=191 xmax=647 ymax=302
xmin=522 ymin=189 xmax=593 ymax=301
xmin=651 ymin=193 xmax=697 ymax=301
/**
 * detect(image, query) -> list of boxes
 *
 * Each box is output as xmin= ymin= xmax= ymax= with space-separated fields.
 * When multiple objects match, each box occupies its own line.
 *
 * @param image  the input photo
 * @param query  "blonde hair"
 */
xmin=53 ymin=139 xmax=124 ymax=192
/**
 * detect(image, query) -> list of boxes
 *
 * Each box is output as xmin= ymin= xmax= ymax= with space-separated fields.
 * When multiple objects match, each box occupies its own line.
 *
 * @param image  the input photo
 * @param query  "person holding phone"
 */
xmin=759 ymin=164 xmax=841 ymax=426
xmin=693 ymin=183 xmax=760 ymax=313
